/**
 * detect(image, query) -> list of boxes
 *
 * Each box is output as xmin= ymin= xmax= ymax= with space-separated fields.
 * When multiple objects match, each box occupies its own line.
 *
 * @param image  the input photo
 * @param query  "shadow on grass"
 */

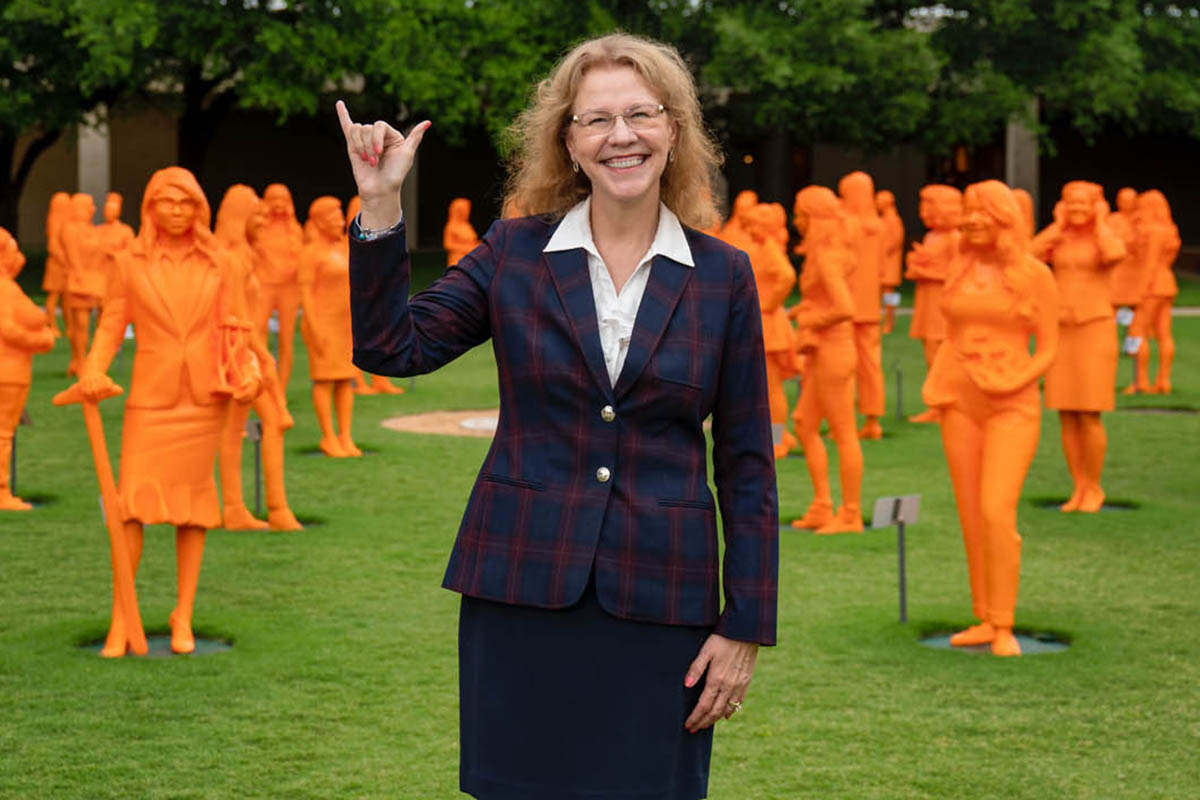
xmin=75 ymin=628 xmax=236 ymax=658
xmin=1118 ymin=404 xmax=1199 ymax=414
xmin=16 ymin=493 xmax=59 ymax=508
xmin=294 ymin=445 xmax=382 ymax=457
xmin=1027 ymin=495 xmax=1140 ymax=512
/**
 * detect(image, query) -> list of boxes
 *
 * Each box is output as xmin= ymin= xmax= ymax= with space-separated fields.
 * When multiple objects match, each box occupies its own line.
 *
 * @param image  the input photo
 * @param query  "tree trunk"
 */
xmin=0 ymin=128 xmax=63 ymax=236
xmin=176 ymin=69 xmax=237 ymax=177
xmin=757 ymin=126 xmax=791 ymax=206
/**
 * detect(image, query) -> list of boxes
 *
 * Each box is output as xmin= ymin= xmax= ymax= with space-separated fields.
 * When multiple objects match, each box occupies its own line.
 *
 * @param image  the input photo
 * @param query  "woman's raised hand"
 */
xmin=335 ymin=100 xmax=430 ymax=228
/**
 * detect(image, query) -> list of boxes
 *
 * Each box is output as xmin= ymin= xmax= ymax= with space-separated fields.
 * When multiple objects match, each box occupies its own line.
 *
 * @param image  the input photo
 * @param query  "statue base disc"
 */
xmin=919 ymin=631 xmax=1069 ymax=655
xmin=81 ymin=634 xmax=233 ymax=658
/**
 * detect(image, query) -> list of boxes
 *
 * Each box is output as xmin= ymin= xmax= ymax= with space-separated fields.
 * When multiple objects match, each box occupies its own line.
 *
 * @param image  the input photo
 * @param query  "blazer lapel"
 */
xmin=543 ymin=248 xmax=614 ymax=400
xmin=613 ymin=255 xmax=691 ymax=400
xmin=136 ymin=259 xmax=183 ymax=335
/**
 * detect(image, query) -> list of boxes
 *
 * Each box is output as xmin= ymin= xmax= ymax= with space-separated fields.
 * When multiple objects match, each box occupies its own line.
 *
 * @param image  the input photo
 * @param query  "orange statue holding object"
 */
xmin=876 ymin=190 xmax=904 ymax=334
xmin=923 ymin=180 xmax=1058 ymax=657
xmin=719 ymin=190 xmax=758 ymax=254
xmin=74 ymin=166 xmax=261 ymax=657
xmin=0 ymin=228 xmax=55 ymax=510
xmin=344 ymin=195 xmax=404 ymax=395
xmin=838 ymin=171 xmax=886 ymax=439
xmin=1125 ymin=190 xmax=1180 ymax=395
xmin=787 ymin=187 xmax=864 ymax=534
xmin=300 ymin=196 xmax=361 ymax=457
xmin=443 ymin=197 xmax=481 ymax=267
xmin=905 ymin=185 xmax=962 ymax=424
xmin=59 ymin=193 xmax=105 ymax=377
xmin=216 ymin=185 xmax=302 ymax=531
xmin=1032 ymin=182 xmax=1126 ymax=513
xmin=41 ymin=192 xmax=71 ymax=337
xmin=252 ymin=183 xmax=304 ymax=394
xmin=1106 ymin=188 xmax=1140 ymax=310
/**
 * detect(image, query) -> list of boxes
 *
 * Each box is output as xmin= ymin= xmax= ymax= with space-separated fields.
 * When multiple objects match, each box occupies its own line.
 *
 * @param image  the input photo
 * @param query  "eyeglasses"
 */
xmin=155 ymin=197 xmax=197 ymax=212
xmin=570 ymin=103 xmax=667 ymax=135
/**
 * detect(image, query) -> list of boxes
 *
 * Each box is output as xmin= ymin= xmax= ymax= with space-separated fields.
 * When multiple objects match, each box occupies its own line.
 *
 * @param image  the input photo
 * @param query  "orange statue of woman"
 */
xmin=1032 ymin=182 xmax=1126 ymax=513
xmin=97 ymin=192 xmax=135 ymax=258
xmin=746 ymin=203 xmax=799 ymax=459
xmin=59 ymin=193 xmax=104 ymax=377
xmin=787 ymin=187 xmax=864 ymax=533
xmin=252 ymin=183 xmax=304 ymax=393
xmin=1012 ymin=189 xmax=1035 ymax=241
xmin=719 ymin=190 xmax=758 ymax=253
xmin=443 ymin=197 xmax=481 ymax=267
xmin=215 ymin=185 xmax=302 ymax=530
xmin=905 ymin=185 xmax=962 ymax=424
xmin=1106 ymin=188 xmax=1140 ymax=310
xmin=876 ymin=190 xmax=904 ymax=334
xmin=78 ymin=166 xmax=260 ymax=656
xmin=923 ymin=180 xmax=1058 ymax=657
xmin=41 ymin=192 xmax=71 ymax=337
xmin=0 ymin=228 xmax=55 ymax=510
xmin=838 ymin=171 xmax=886 ymax=439
xmin=344 ymin=195 xmax=404 ymax=395
xmin=300 ymin=196 xmax=361 ymax=457
xmin=1126 ymin=190 xmax=1180 ymax=394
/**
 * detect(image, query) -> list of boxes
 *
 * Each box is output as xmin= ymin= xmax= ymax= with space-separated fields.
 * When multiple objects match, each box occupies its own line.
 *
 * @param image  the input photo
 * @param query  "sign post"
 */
xmin=245 ymin=418 xmax=263 ymax=516
xmin=871 ymin=494 xmax=921 ymax=623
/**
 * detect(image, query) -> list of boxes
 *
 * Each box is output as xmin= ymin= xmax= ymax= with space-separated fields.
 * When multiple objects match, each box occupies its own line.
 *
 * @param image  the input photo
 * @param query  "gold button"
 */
xmin=596 ymin=467 xmax=611 ymax=483
xmin=601 ymin=405 xmax=615 ymax=422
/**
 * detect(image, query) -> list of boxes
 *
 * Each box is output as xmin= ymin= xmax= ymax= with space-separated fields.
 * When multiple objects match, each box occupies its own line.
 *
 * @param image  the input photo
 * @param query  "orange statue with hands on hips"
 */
xmin=41 ymin=192 xmax=71 ymax=337
xmin=876 ymin=190 xmax=904 ymax=334
xmin=300 ymin=196 xmax=361 ymax=457
xmin=788 ymin=187 xmax=864 ymax=534
xmin=838 ymin=171 xmax=886 ymax=440
xmin=0 ymin=228 xmax=55 ymax=510
xmin=252 ymin=183 xmax=304 ymax=395
xmin=905 ymin=185 xmax=962 ymax=424
xmin=215 ymin=185 xmax=302 ymax=531
xmin=75 ymin=166 xmax=261 ymax=657
xmin=1032 ymin=182 xmax=1126 ymax=513
xmin=443 ymin=197 xmax=481 ymax=267
xmin=1125 ymin=190 xmax=1180 ymax=395
xmin=344 ymin=195 xmax=403 ymax=395
xmin=923 ymin=180 xmax=1058 ymax=657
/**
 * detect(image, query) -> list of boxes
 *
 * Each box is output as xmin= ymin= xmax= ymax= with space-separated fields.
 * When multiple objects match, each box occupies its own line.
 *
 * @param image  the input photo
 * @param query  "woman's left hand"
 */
xmin=682 ymin=634 xmax=758 ymax=733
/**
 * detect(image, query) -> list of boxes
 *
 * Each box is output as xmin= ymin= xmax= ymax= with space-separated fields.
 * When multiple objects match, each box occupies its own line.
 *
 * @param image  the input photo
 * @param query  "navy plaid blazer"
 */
xmin=349 ymin=214 xmax=778 ymax=645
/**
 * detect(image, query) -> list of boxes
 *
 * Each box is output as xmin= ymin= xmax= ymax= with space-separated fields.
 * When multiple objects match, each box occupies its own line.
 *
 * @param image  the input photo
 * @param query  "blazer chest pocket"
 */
xmin=658 ymin=497 xmax=715 ymax=511
xmin=481 ymin=472 xmax=546 ymax=492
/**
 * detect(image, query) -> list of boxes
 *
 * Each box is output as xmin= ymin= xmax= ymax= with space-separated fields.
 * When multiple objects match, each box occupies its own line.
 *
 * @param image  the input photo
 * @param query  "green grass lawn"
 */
xmin=1 ymin=295 xmax=1198 ymax=798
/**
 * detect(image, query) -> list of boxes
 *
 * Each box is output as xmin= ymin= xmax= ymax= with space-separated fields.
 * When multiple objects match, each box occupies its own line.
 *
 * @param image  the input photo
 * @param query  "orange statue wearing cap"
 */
xmin=215 ymin=185 xmax=302 ymax=530
xmin=719 ymin=190 xmax=758 ymax=254
xmin=923 ymin=180 xmax=1058 ymax=657
xmin=906 ymin=185 xmax=962 ymax=424
xmin=1032 ymin=182 xmax=1126 ymax=513
xmin=78 ymin=166 xmax=261 ymax=656
xmin=839 ymin=171 xmax=886 ymax=439
xmin=788 ymin=187 xmax=863 ymax=534
xmin=41 ymin=192 xmax=71 ymax=337
xmin=0 ymin=228 xmax=55 ymax=510
xmin=1125 ymin=190 xmax=1180 ymax=394
xmin=1106 ymin=188 xmax=1140 ymax=310
xmin=876 ymin=190 xmax=904 ymax=334
xmin=300 ymin=196 xmax=361 ymax=457
xmin=443 ymin=197 xmax=481 ymax=267
xmin=59 ymin=193 xmax=104 ymax=377
xmin=252 ymin=183 xmax=304 ymax=393
xmin=344 ymin=195 xmax=404 ymax=396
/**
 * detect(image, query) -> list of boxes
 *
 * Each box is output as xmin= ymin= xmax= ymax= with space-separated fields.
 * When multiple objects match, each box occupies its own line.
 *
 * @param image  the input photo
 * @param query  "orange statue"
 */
xmin=1012 ymin=189 xmax=1035 ymax=241
xmin=443 ymin=197 xmax=481 ymax=267
xmin=97 ymin=192 xmax=135 ymax=258
xmin=746 ymin=203 xmax=799 ymax=459
xmin=1032 ymin=182 xmax=1126 ymax=513
xmin=252 ymin=183 xmax=304 ymax=394
xmin=719 ymin=190 xmax=758 ymax=254
xmin=0 ymin=228 xmax=55 ymax=510
xmin=1106 ymin=188 xmax=1141 ymax=309
xmin=923 ymin=180 xmax=1059 ymax=657
xmin=876 ymin=190 xmax=904 ymax=334
xmin=1125 ymin=190 xmax=1180 ymax=394
xmin=76 ymin=166 xmax=261 ymax=656
xmin=215 ymin=185 xmax=302 ymax=530
xmin=41 ymin=192 xmax=71 ymax=337
xmin=59 ymin=193 xmax=105 ymax=377
xmin=838 ymin=172 xmax=886 ymax=439
xmin=344 ymin=195 xmax=403 ymax=396
xmin=299 ymin=196 xmax=361 ymax=457
xmin=787 ymin=187 xmax=863 ymax=534
xmin=905 ymin=185 xmax=962 ymax=424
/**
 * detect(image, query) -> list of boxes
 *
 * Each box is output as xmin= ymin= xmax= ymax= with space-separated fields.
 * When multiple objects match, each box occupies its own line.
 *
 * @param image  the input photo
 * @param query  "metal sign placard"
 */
xmin=871 ymin=494 xmax=920 ymax=529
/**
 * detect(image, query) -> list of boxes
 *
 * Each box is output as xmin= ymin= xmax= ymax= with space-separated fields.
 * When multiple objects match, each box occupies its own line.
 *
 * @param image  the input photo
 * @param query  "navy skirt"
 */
xmin=459 ymin=575 xmax=714 ymax=800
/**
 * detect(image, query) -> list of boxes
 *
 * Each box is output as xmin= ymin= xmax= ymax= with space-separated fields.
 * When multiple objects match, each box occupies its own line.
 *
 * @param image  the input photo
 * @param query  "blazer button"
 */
xmin=596 ymin=466 xmax=611 ymax=483
xmin=601 ymin=405 xmax=615 ymax=422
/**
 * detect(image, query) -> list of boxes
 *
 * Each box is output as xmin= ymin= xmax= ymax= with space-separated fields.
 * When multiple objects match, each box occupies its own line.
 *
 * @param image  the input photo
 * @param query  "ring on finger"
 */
xmin=727 ymin=700 xmax=743 ymax=713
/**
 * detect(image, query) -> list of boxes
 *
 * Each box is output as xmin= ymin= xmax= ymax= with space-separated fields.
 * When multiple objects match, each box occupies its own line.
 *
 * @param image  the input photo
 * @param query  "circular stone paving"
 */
xmin=380 ymin=409 xmax=500 ymax=438
xmin=80 ymin=635 xmax=233 ymax=658
xmin=919 ymin=631 xmax=1069 ymax=655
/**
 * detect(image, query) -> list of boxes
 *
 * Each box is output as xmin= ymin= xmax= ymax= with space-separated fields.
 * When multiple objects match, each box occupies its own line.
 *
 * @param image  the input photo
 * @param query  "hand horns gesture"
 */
xmin=335 ymin=100 xmax=430 ymax=227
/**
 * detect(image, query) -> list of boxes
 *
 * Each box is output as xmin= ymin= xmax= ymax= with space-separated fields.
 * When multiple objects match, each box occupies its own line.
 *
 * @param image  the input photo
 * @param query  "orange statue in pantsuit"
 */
xmin=41 ymin=192 xmax=71 ymax=337
xmin=923 ymin=180 xmax=1058 ymax=657
xmin=876 ymin=190 xmax=904 ymax=334
xmin=1125 ymin=190 xmax=1180 ymax=395
xmin=787 ymin=187 xmax=863 ymax=534
xmin=0 ymin=228 xmax=55 ymax=510
xmin=344 ymin=195 xmax=404 ymax=395
xmin=252 ymin=183 xmax=304 ymax=394
xmin=1032 ymin=182 xmax=1126 ymax=513
xmin=839 ymin=172 xmax=885 ymax=439
xmin=443 ymin=197 xmax=481 ymax=267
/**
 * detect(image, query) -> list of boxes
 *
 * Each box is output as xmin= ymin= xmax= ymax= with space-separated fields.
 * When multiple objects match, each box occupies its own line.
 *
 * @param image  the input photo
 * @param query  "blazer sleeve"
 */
xmin=349 ymin=218 xmax=500 ymax=377
xmin=710 ymin=249 xmax=780 ymax=646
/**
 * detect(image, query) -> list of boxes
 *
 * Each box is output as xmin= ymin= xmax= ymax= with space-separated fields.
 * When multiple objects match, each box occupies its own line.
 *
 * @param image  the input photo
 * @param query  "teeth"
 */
xmin=606 ymin=156 xmax=645 ymax=168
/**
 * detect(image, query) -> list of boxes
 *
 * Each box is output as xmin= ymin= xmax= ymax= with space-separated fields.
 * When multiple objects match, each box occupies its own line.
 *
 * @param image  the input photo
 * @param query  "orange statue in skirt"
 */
xmin=443 ymin=197 xmax=481 ymax=267
xmin=1126 ymin=190 xmax=1181 ymax=394
xmin=876 ymin=190 xmax=904 ymax=335
xmin=923 ymin=180 xmax=1058 ymax=657
xmin=79 ymin=167 xmax=261 ymax=656
xmin=839 ymin=171 xmax=886 ymax=439
xmin=41 ymin=192 xmax=71 ymax=337
xmin=300 ymin=197 xmax=361 ymax=457
xmin=344 ymin=195 xmax=404 ymax=396
xmin=788 ymin=187 xmax=863 ymax=534
xmin=0 ymin=228 xmax=55 ymax=509
xmin=1032 ymin=182 xmax=1126 ymax=513
xmin=905 ymin=185 xmax=962 ymax=423
xmin=252 ymin=183 xmax=304 ymax=393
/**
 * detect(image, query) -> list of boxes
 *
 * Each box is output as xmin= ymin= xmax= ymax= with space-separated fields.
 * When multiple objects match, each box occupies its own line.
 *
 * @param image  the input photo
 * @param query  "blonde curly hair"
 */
xmin=502 ymin=32 xmax=722 ymax=230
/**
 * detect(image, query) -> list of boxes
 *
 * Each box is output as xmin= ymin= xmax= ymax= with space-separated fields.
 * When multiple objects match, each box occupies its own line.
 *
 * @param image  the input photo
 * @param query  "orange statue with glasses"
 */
xmin=923 ymin=180 xmax=1058 ymax=657
xmin=0 ymin=228 xmax=55 ymax=510
xmin=1032 ymin=182 xmax=1125 ymax=513
xmin=838 ymin=171 xmax=885 ymax=439
xmin=876 ymin=189 xmax=904 ymax=335
xmin=788 ymin=187 xmax=863 ymax=533
xmin=74 ymin=167 xmax=261 ymax=656
xmin=443 ymin=197 xmax=481 ymax=267
xmin=1125 ymin=190 xmax=1180 ymax=395
xmin=252 ymin=183 xmax=304 ymax=394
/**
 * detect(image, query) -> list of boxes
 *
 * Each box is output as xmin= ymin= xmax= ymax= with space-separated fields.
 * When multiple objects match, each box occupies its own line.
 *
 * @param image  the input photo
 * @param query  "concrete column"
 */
xmin=402 ymin=147 xmax=419 ymax=248
xmin=1005 ymin=97 xmax=1039 ymax=222
xmin=77 ymin=105 xmax=111 ymax=222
